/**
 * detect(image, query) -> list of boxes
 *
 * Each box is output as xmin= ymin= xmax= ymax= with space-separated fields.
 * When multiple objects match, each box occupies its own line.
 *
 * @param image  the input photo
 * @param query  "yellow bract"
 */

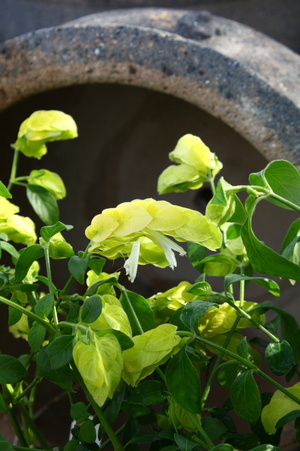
xmin=122 ymin=324 xmax=181 ymax=386
xmin=0 ymin=215 xmax=37 ymax=245
xmin=28 ymin=170 xmax=66 ymax=200
xmin=157 ymin=134 xmax=222 ymax=194
xmin=73 ymin=333 xmax=123 ymax=407
xmin=13 ymin=110 xmax=78 ymax=159
xmin=261 ymin=382 xmax=300 ymax=434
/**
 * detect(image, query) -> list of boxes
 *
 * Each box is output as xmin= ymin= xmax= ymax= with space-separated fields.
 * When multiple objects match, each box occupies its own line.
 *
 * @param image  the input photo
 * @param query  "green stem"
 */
xmin=229 ymin=302 xmax=279 ymax=343
xmin=0 ymin=296 xmax=56 ymax=335
xmin=44 ymin=245 xmax=58 ymax=329
xmin=16 ymin=402 xmax=51 ymax=450
xmin=117 ymin=284 xmax=144 ymax=335
xmin=201 ymin=315 xmax=241 ymax=410
xmin=99 ymin=424 xmax=126 ymax=451
xmin=186 ymin=412 xmax=214 ymax=450
xmin=13 ymin=378 xmax=41 ymax=404
xmin=190 ymin=334 xmax=300 ymax=406
xmin=7 ymin=148 xmax=20 ymax=192
xmin=2 ymin=385 xmax=28 ymax=447
xmin=71 ymin=362 xmax=123 ymax=451
xmin=57 ymin=275 xmax=75 ymax=308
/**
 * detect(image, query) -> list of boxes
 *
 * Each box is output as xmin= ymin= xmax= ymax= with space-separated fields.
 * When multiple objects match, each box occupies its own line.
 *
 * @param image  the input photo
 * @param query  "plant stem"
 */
xmin=117 ymin=284 xmax=144 ymax=335
xmin=186 ymin=412 xmax=214 ymax=449
xmin=2 ymin=385 xmax=28 ymax=448
xmin=71 ymin=362 xmax=123 ymax=451
xmin=190 ymin=334 xmax=300 ymax=406
xmin=7 ymin=148 xmax=20 ymax=192
xmin=201 ymin=315 xmax=241 ymax=410
xmin=44 ymin=245 xmax=58 ymax=329
xmin=0 ymin=296 xmax=56 ymax=335
xmin=16 ymin=402 xmax=51 ymax=450
xmin=99 ymin=424 xmax=126 ymax=451
xmin=14 ymin=378 xmax=41 ymax=404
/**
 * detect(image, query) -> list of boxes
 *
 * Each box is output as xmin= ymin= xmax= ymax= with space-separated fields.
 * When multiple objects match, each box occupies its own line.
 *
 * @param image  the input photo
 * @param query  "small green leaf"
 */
xmin=121 ymin=401 xmax=151 ymax=417
xmin=0 ymin=355 xmax=28 ymax=383
xmin=209 ymin=407 xmax=237 ymax=434
xmin=226 ymin=433 xmax=260 ymax=450
xmin=173 ymin=434 xmax=198 ymax=451
xmin=70 ymin=402 xmax=90 ymax=424
xmin=236 ymin=337 xmax=248 ymax=360
xmin=218 ymin=361 xmax=239 ymax=392
xmin=28 ymin=323 xmax=46 ymax=352
xmin=166 ymin=347 xmax=201 ymax=414
xmin=265 ymin=340 xmax=294 ymax=376
xmin=8 ymin=306 xmax=22 ymax=326
xmin=0 ymin=181 xmax=12 ymax=199
xmin=186 ymin=281 xmax=213 ymax=298
xmin=275 ymin=410 xmax=300 ymax=428
xmin=180 ymin=300 xmax=217 ymax=332
xmin=35 ymin=294 xmax=54 ymax=318
xmin=68 ymin=256 xmax=89 ymax=284
xmin=79 ymin=420 xmax=96 ymax=444
xmin=40 ymin=221 xmax=73 ymax=242
xmin=88 ymin=256 xmax=106 ymax=275
xmin=27 ymin=184 xmax=59 ymax=225
xmin=230 ymin=370 xmax=261 ymax=423
xmin=85 ymin=277 xmax=118 ymax=296
xmin=250 ymin=446 xmax=280 ymax=451
xmin=0 ymin=435 xmax=14 ymax=451
xmin=202 ymin=417 xmax=228 ymax=440
xmin=46 ymin=335 xmax=74 ymax=369
xmin=228 ymin=195 xmax=247 ymax=224
xmin=37 ymin=346 xmax=73 ymax=391
xmin=81 ymin=295 xmax=102 ymax=323
xmin=128 ymin=381 xmax=167 ymax=405
xmin=242 ymin=217 xmax=300 ymax=281
xmin=225 ymin=274 xmax=280 ymax=297
xmin=15 ymin=244 xmax=44 ymax=282
xmin=210 ymin=446 xmax=235 ymax=451
xmin=187 ymin=242 xmax=206 ymax=272
xmin=95 ymin=329 xmax=134 ymax=351
xmin=0 ymin=241 xmax=19 ymax=260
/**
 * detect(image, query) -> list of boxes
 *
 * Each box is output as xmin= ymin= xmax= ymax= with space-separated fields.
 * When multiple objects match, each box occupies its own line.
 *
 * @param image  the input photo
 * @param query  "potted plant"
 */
xmin=1 ymin=110 xmax=300 ymax=451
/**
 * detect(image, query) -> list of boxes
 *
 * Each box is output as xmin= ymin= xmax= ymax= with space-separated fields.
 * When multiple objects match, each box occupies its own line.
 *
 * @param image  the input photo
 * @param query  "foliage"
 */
xmin=0 ymin=113 xmax=300 ymax=451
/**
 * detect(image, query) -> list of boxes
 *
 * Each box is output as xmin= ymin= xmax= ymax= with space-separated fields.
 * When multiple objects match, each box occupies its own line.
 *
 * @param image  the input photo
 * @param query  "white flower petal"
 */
xmin=146 ymin=230 xmax=186 ymax=270
xmin=124 ymin=239 xmax=140 ymax=283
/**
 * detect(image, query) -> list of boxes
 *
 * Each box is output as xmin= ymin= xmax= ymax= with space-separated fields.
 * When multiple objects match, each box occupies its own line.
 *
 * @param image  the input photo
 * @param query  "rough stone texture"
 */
xmin=1 ymin=8 xmax=300 ymax=166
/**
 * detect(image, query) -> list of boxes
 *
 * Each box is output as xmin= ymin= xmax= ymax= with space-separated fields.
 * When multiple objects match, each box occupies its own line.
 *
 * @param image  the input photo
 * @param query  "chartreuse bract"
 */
xmin=1 ymin=114 xmax=300 ymax=451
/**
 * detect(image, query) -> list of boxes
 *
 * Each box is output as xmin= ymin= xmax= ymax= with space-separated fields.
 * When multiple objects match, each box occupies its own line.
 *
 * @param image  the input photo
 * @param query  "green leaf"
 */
xmin=68 ymin=256 xmax=89 ymax=285
xmin=250 ymin=446 xmax=280 ymax=451
xmin=202 ymin=417 xmax=228 ymax=440
xmin=8 ymin=306 xmax=22 ymax=326
xmin=40 ymin=221 xmax=73 ymax=242
xmin=70 ymin=402 xmax=90 ymax=424
xmin=35 ymin=294 xmax=54 ymax=318
xmin=121 ymin=401 xmax=151 ymax=417
xmin=46 ymin=335 xmax=74 ymax=369
xmin=186 ymin=281 xmax=213 ymax=298
xmin=95 ymin=329 xmax=134 ymax=351
xmin=275 ymin=409 xmax=300 ymax=428
xmin=37 ymin=346 xmax=73 ymax=391
xmin=0 ymin=394 xmax=7 ymax=412
xmin=88 ymin=256 xmax=106 ymax=276
xmin=211 ymin=177 xmax=228 ymax=206
xmin=226 ymin=433 xmax=261 ymax=450
xmin=81 ymin=295 xmax=102 ymax=323
xmin=173 ymin=434 xmax=198 ymax=451
xmin=103 ymin=380 xmax=126 ymax=426
xmin=0 ymin=355 xmax=28 ymax=383
xmin=0 ymin=435 xmax=14 ymax=451
xmin=180 ymin=300 xmax=217 ymax=332
xmin=210 ymin=446 xmax=235 ymax=451
xmin=249 ymin=301 xmax=300 ymax=361
xmin=27 ymin=184 xmax=59 ymax=225
xmin=0 ymin=181 xmax=12 ymax=199
xmin=166 ymin=347 xmax=201 ymax=414
xmin=228 ymin=195 xmax=247 ymax=224
xmin=218 ymin=361 xmax=239 ymax=392
xmin=0 ymin=241 xmax=19 ymax=260
xmin=128 ymin=381 xmax=167 ymax=405
xmin=119 ymin=290 xmax=156 ymax=335
xmin=79 ymin=420 xmax=96 ymax=444
xmin=187 ymin=242 xmax=206 ymax=273
xmin=224 ymin=274 xmax=280 ymax=297
xmin=236 ymin=337 xmax=248 ymax=360
xmin=123 ymin=416 xmax=141 ymax=451
xmin=262 ymin=160 xmax=300 ymax=211
xmin=85 ymin=277 xmax=118 ymax=296
xmin=230 ymin=370 xmax=261 ymax=423
xmin=209 ymin=407 xmax=237 ymax=434
xmin=28 ymin=323 xmax=46 ymax=352
xmin=265 ymin=340 xmax=294 ymax=376
xmin=15 ymin=244 xmax=45 ymax=282
xmin=241 ymin=217 xmax=300 ymax=280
